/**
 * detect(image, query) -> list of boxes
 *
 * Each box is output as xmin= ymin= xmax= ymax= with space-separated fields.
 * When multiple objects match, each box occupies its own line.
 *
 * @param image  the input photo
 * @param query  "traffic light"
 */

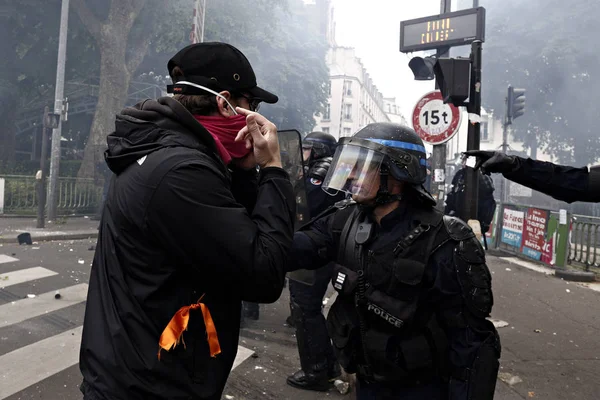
xmin=507 ymin=86 xmax=525 ymax=123
xmin=408 ymin=56 xmax=437 ymax=80
xmin=433 ymin=58 xmax=471 ymax=107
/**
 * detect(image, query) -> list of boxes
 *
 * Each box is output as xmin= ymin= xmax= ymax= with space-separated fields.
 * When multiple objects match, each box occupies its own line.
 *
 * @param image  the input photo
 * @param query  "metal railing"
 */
xmin=1 ymin=175 xmax=103 ymax=216
xmin=568 ymin=214 xmax=600 ymax=272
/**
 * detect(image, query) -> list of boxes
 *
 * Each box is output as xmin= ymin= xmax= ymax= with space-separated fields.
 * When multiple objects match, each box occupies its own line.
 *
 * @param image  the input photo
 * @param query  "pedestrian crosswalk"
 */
xmin=0 ymin=254 xmax=255 ymax=399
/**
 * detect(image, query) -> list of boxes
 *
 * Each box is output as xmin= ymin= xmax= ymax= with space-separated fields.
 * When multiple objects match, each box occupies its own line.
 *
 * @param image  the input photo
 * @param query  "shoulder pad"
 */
xmin=443 ymin=216 xmax=476 ymax=241
xmin=456 ymin=235 xmax=486 ymax=264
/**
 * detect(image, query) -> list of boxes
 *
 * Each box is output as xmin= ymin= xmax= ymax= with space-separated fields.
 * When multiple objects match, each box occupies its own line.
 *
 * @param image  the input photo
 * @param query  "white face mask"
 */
xmin=174 ymin=80 xmax=239 ymax=115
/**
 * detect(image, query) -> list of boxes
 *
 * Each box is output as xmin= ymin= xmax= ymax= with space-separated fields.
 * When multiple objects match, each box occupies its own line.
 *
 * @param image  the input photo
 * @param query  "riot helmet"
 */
xmin=302 ymin=131 xmax=337 ymax=163
xmin=322 ymin=122 xmax=435 ymax=205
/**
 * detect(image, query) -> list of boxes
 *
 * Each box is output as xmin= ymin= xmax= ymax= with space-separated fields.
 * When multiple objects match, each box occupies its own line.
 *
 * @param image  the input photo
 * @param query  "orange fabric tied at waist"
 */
xmin=158 ymin=296 xmax=221 ymax=360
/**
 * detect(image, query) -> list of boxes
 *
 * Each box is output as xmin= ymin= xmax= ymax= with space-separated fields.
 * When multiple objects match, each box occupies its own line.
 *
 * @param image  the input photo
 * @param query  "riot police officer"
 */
xmin=289 ymin=123 xmax=501 ymax=399
xmin=465 ymin=150 xmax=600 ymax=203
xmin=287 ymin=131 xmax=346 ymax=391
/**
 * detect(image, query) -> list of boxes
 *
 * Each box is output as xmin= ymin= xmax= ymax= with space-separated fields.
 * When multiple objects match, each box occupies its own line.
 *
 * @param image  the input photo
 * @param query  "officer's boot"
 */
xmin=286 ymin=301 xmax=332 ymax=392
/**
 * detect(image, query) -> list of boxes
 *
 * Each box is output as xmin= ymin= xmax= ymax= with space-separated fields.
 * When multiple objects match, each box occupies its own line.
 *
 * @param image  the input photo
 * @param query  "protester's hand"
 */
xmin=235 ymin=107 xmax=282 ymax=169
xmin=231 ymin=152 xmax=257 ymax=171
xmin=463 ymin=150 xmax=518 ymax=174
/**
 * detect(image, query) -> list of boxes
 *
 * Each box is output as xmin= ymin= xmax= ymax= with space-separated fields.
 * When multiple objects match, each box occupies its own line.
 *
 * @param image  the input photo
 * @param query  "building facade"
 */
xmin=313 ymin=47 xmax=391 ymax=139
xmin=384 ymin=97 xmax=408 ymax=125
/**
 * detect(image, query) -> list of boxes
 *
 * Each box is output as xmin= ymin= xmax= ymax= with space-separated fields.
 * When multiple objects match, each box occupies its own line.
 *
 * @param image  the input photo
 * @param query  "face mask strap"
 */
xmin=173 ymin=81 xmax=239 ymax=115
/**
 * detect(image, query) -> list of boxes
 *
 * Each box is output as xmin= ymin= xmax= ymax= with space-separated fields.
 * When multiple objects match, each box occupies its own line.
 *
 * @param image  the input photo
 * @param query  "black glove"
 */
xmin=308 ymin=157 xmax=333 ymax=181
xmin=463 ymin=150 xmax=519 ymax=175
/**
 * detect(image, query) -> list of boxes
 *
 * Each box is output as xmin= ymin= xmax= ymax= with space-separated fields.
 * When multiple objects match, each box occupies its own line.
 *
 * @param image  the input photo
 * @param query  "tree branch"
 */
xmin=125 ymin=0 xmax=158 ymax=75
xmin=126 ymin=35 xmax=151 ymax=75
xmin=71 ymin=0 xmax=102 ymax=40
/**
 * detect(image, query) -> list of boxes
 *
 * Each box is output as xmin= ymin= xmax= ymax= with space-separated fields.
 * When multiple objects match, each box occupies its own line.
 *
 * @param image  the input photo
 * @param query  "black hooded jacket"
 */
xmin=79 ymin=97 xmax=295 ymax=400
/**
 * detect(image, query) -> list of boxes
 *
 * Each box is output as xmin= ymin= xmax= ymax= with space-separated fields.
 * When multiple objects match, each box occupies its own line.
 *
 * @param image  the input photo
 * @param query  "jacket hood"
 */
xmin=105 ymin=97 xmax=220 ymax=173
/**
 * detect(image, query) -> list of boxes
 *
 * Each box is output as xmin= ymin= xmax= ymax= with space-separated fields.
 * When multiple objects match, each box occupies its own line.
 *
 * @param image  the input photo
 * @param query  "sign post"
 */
xmin=400 ymin=4 xmax=486 ymax=217
xmin=412 ymin=90 xmax=461 ymax=204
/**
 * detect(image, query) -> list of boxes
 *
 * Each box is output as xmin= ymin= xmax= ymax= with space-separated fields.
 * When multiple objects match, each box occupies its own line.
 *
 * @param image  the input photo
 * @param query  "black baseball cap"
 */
xmin=167 ymin=42 xmax=278 ymax=104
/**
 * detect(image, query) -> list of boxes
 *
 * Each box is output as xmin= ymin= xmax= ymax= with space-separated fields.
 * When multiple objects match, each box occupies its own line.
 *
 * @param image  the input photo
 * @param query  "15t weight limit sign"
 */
xmin=412 ymin=91 xmax=461 ymax=145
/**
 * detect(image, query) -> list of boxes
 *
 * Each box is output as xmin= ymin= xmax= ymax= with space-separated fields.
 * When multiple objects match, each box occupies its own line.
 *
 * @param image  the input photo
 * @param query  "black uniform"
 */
xmin=465 ymin=151 xmax=600 ymax=203
xmin=503 ymin=158 xmax=600 ymax=203
xmin=288 ymin=155 xmax=345 ymax=390
xmin=79 ymin=97 xmax=295 ymax=400
xmin=445 ymin=167 xmax=497 ymax=233
xmin=289 ymin=123 xmax=500 ymax=399
xmin=290 ymin=197 xmax=500 ymax=399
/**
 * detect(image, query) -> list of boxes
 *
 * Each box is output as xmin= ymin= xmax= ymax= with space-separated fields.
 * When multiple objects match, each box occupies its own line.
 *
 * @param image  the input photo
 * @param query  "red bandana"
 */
xmin=194 ymin=115 xmax=250 ymax=164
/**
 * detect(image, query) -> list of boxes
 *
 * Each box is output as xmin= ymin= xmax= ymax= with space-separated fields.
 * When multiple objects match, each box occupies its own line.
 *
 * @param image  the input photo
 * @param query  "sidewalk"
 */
xmin=0 ymin=217 xmax=99 ymax=243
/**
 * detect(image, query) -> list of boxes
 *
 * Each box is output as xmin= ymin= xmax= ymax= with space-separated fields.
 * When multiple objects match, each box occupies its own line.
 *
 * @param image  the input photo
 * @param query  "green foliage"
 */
xmin=483 ymin=0 xmax=600 ymax=164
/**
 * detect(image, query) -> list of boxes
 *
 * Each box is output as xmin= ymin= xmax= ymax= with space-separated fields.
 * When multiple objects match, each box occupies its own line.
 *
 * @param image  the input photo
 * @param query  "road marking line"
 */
xmin=0 ymin=284 xmax=88 ymax=328
xmin=499 ymin=257 xmax=555 ymax=275
xmin=0 ymin=255 xmax=18 ymax=265
xmin=0 ymin=326 xmax=83 ymax=399
xmin=0 ymin=267 xmax=57 ymax=289
xmin=232 ymin=345 xmax=255 ymax=370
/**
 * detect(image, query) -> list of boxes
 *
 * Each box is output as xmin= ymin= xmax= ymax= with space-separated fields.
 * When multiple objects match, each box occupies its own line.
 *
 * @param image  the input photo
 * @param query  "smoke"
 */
xmin=482 ymin=0 xmax=600 ymax=165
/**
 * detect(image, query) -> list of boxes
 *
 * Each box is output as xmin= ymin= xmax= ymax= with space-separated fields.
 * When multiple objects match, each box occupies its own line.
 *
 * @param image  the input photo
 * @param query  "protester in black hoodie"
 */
xmin=79 ymin=43 xmax=296 ymax=400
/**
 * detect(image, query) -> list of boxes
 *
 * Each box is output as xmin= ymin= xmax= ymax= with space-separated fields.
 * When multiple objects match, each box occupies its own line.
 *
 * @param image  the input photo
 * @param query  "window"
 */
xmin=344 ymin=80 xmax=353 ymax=96
xmin=481 ymin=122 xmax=489 ymax=141
xmin=323 ymin=103 xmax=331 ymax=120
xmin=327 ymin=82 xmax=332 ymax=96
xmin=343 ymin=127 xmax=352 ymax=136
xmin=323 ymin=127 xmax=330 ymax=134
xmin=343 ymin=104 xmax=352 ymax=120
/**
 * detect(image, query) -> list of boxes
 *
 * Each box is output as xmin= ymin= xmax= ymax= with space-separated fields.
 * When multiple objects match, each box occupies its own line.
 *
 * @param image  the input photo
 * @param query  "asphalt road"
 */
xmin=0 ymin=239 xmax=598 ymax=400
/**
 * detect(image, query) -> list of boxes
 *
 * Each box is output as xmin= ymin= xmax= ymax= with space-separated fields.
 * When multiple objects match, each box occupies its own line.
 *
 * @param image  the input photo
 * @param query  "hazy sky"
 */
xmin=332 ymin=0 xmax=469 ymax=119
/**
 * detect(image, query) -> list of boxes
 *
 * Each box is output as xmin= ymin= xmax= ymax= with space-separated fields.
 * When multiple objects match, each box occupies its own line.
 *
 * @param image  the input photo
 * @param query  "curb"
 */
xmin=0 ymin=232 xmax=98 ymax=244
xmin=555 ymin=268 xmax=596 ymax=283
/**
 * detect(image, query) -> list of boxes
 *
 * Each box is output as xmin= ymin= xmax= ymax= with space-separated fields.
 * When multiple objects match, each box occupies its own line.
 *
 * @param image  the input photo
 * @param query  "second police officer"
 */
xmin=287 ymin=131 xmax=346 ymax=391
xmin=288 ymin=122 xmax=501 ymax=399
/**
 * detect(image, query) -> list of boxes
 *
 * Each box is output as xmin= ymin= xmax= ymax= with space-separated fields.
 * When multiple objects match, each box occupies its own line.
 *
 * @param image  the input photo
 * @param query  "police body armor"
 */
xmin=325 ymin=204 xmax=498 ymax=386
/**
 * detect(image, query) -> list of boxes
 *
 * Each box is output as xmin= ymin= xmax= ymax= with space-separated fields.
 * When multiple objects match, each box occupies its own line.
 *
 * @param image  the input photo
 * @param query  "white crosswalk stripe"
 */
xmin=0 ymin=263 xmax=255 ymax=399
xmin=0 ymin=267 xmax=57 ymax=288
xmin=0 ymin=283 xmax=88 ymax=327
xmin=0 ymin=326 xmax=83 ymax=399
xmin=0 ymin=255 xmax=19 ymax=264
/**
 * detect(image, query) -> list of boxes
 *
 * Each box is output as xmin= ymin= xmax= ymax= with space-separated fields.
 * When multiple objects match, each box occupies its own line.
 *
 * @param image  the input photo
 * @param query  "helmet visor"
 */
xmin=322 ymin=143 xmax=384 ymax=197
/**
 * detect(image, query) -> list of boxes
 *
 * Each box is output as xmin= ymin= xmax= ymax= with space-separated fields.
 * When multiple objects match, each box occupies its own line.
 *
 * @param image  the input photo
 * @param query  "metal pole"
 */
xmin=47 ymin=0 xmax=70 ymax=221
xmin=462 ymin=40 xmax=482 ymax=221
xmin=37 ymin=107 xmax=50 ymax=229
xmin=200 ymin=0 xmax=207 ymax=42
xmin=432 ymin=0 xmax=451 ymax=211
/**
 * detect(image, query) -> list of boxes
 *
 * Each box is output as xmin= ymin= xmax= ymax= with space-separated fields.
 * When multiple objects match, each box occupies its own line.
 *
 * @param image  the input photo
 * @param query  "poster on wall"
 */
xmin=501 ymin=209 xmax=524 ymax=248
xmin=521 ymin=208 xmax=549 ymax=261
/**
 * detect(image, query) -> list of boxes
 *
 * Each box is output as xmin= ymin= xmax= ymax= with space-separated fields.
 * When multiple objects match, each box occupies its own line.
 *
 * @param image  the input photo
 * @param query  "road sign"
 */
xmin=412 ymin=90 xmax=461 ymax=145
xmin=400 ymin=7 xmax=486 ymax=53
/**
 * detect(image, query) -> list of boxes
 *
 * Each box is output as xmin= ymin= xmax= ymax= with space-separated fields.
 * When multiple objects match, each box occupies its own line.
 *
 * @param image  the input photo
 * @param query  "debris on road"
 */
xmin=489 ymin=319 xmax=509 ymax=328
xmin=55 ymin=291 xmax=61 ymax=299
xmin=534 ymin=329 xmax=542 ymax=333
xmin=334 ymin=379 xmax=350 ymax=394
xmin=27 ymin=294 xmax=36 ymax=298
xmin=498 ymin=372 xmax=523 ymax=386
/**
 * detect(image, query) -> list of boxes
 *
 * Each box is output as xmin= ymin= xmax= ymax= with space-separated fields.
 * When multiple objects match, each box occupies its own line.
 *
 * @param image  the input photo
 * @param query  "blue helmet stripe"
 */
xmin=365 ymin=138 xmax=426 ymax=154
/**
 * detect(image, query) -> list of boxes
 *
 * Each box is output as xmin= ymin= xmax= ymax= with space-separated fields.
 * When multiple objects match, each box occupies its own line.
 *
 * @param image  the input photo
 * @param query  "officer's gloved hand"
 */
xmin=309 ymin=157 xmax=333 ymax=181
xmin=464 ymin=150 xmax=519 ymax=175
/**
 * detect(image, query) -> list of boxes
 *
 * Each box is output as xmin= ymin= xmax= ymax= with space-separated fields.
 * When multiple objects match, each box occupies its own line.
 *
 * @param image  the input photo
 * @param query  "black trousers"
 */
xmin=289 ymin=264 xmax=337 ymax=375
